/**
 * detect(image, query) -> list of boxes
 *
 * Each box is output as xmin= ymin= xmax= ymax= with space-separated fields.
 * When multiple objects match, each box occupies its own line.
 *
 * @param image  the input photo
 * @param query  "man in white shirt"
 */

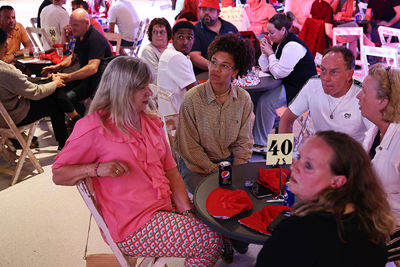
xmin=108 ymin=0 xmax=140 ymax=47
xmin=279 ymin=46 xmax=371 ymax=144
xmin=40 ymin=0 xmax=69 ymax=50
xmin=157 ymin=21 xmax=197 ymax=112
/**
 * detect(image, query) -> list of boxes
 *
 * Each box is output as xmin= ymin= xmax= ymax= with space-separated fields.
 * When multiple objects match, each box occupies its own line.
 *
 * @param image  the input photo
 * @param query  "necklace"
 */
xmin=327 ymin=93 xmax=347 ymax=119
xmin=215 ymin=89 xmax=230 ymax=98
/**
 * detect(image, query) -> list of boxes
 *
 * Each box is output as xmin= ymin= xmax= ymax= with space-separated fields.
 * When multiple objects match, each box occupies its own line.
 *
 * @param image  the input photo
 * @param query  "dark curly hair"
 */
xmin=207 ymin=33 xmax=255 ymax=77
xmin=147 ymin=18 xmax=172 ymax=42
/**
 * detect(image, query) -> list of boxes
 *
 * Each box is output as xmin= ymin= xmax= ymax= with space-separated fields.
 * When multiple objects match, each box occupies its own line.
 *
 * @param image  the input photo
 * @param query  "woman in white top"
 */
xmin=140 ymin=18 xmax=171 ymax=81
xmin=357 ymin=63 xmax=400 ymax=264
xmin=254 ymin=13 xmax=316 ymax=146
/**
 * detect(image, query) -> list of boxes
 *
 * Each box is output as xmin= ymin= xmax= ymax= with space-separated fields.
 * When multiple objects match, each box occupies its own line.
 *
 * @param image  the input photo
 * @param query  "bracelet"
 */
xmin=181 ymin=209 xmax=195 ymax=216
xmin=94 ymin=162 xmax=101 ymax=177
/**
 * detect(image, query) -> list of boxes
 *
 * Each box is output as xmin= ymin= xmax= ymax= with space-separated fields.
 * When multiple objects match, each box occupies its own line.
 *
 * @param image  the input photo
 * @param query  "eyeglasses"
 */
xmin=152 ymin=30 xmax=166 ymax=35
xmin=209 ymin=59 xmax=236 ymax=71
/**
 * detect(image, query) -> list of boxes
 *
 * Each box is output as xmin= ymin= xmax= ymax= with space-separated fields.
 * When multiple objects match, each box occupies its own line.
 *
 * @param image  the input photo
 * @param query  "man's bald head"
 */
xmin=70 ymin=8 xmax=90 ymax=38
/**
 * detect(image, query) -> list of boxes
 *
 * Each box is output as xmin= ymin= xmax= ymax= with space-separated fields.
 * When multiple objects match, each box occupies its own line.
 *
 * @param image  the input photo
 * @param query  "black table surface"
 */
xmin=16 ymin=57 xmax=52 ymax=77
xmin=196 ymin=72 xmax=282 ymax=94
xmin=193 ymin=162 xmax=277 ymax=245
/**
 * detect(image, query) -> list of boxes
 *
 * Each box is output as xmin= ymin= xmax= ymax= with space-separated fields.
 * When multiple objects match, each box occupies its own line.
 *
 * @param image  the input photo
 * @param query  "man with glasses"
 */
xmin=189 ymin=0 xmax=238 ymax=74
xmin=279 ymin=46 xmax=372 ymax=145
xmin=157 ymin=21 xmax=197 ymax=112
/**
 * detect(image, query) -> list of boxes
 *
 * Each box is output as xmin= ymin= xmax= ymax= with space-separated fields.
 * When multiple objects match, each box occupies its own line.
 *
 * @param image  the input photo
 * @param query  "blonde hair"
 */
xmin=293 ymin=131 xmax=396 ymax=245
xmin=368 ymin=64 xmax=400 ymax=123
xmin=88 ymin=56 xmax=153 ymax=134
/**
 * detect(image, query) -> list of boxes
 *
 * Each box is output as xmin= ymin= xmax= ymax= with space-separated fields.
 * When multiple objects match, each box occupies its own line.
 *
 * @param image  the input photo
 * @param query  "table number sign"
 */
xmin=266 ymin=133 xmax=294 ymax=166
xmin=48 ymin=27 xmax=57 ymax=43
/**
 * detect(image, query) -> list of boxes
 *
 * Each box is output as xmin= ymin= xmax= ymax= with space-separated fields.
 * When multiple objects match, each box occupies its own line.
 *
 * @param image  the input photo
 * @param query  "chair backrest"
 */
xmin=156 ymin=85 xmax=177 ymax=117
xmin=361 ymin=46 xmax=399 ymax=77
xmin=0 ymin=101 xmax=43 ymax=185
xmin=30 ymin=17 xmax=38 ymax=28
xmin=293 ymin=111 xmax=314 ymax=158
xmin=76 ymin=180 xmax=132 ymax=267
xmin=104 ymin=32 xmax=122 ymax=55
xmin=378 ymin=26 xmax=400 ymax=45
xmin=298 ymin=18 xmax=326 ymax=57
xmin=332 ymin=27 xmax=364 ymax=73
xmin=358 ymin=2 xmax=368 ymax=19
xmin=129 ymin=18 xmax=150 ymax=57
xmin=26 ymin=26 xmax=52 ymax=52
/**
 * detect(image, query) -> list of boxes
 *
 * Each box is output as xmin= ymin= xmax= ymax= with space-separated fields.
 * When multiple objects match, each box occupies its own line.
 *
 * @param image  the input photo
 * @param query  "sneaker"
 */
xmin=221 ymin=239 xmax=234 ymax=263
xmin=231 ymin=239 xmax=249 ymax=254
xmin=66 ymin=115 xmax=82 ymax=135
xmin=10 ymin=136 xmax=38 ymax=150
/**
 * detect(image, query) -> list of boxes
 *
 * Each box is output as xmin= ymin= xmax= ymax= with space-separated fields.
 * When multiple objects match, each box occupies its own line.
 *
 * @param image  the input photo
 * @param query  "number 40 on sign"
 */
xmin=266 ymin=133 xmax=294 ymax=166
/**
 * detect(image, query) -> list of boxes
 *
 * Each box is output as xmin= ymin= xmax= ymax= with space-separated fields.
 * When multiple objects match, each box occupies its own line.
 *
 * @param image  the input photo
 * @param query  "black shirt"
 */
xmin=74 ymin=25 xmax=113 ymax=68
xmin=255 ymin=211 xmax=387 ymax=267
xmin=368 ymin=0 xmax=400 ymax=21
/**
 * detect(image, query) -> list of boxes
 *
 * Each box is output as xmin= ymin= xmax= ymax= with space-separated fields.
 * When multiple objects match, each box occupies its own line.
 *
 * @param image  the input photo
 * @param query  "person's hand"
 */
xmin=51 ymin=74 xmax=65 ymax=87
xmin=377 ymin=20 xmax=390 ymax=26
xmin=41 ymin=65 xmax=60 ymax=76
xmin=260 ymin=36 xmax=274 ymax=56
xmin=54 ymin=72 xmax=72 ymax=83
xmin=3 ymin=54 xmax=15 ymax=64
xmin=96 ymin=160 xmax=129 ymax=177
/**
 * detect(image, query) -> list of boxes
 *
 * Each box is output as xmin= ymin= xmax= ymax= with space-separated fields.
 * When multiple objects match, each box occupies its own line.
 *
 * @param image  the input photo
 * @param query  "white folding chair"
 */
xmin=26 ymin=26 xmax=52 ymax=52
xmin=378 ymin=26 xmax=400 ymax=50
xmin=104 ymin=32 xmax=122 ymax=55
xmin=155 ymin=85 xmax=177 ymax=117
xmin=0 ymin=101 xmax=43 ymax=185
xmin=123 ymin=18 xmax=150 ymax=57
xmin=30 ymin=17 xmax=38 ymax=28
xmin=293 ymin=111 xmax=314 ymax=158
xmin=361 ymin=46 xmax=399 ymax=77
xmin=333 ymin=27 xmax=364 ymax=73
xmin=76 ymin=180 xmax=159 ymax=267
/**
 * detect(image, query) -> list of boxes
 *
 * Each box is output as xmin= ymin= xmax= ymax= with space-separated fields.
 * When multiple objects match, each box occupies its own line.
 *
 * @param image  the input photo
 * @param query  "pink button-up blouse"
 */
xmin=53 ymin=110 xmax=177 ymax=242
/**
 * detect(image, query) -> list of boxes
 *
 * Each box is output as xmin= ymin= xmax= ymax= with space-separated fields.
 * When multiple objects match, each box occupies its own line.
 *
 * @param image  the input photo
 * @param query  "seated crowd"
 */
xmin=1 ymin=0 xmax=400 ymax=266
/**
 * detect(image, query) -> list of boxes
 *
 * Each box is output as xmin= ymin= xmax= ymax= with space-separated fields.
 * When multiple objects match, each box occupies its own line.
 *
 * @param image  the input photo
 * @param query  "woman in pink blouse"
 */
xmin=52 ymin=56 xmax=222 ymax=266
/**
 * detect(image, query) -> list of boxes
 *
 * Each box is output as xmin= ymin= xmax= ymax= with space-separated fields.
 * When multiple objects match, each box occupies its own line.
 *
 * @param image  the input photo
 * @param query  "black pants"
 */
xmin=64 ymin=79 xmax=94 ymax=116
xmin=17 ymin=88 xmax=74 ymax=147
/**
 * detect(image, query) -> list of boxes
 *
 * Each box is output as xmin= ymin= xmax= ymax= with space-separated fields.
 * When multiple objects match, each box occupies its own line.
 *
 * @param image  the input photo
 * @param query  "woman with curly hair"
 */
xmin=175 ymin=33 xmax=255 ymax=193
xmin=140 ymin=18 xmax=172 ymax=80
xmin=256 ymin=131 xmax=395 ymax=267
xmin=357 ymin=64 xmax=400 ymax=264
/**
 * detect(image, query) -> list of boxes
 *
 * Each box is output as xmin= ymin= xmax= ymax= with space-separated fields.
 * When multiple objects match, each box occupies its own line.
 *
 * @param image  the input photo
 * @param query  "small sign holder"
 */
xmin=265 ymin=133 xmax=294 ymax=204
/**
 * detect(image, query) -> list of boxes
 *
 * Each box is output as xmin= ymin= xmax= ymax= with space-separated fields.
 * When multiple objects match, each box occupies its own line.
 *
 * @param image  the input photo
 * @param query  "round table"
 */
xmin=193 ymin=162 xmax=272 ymax=245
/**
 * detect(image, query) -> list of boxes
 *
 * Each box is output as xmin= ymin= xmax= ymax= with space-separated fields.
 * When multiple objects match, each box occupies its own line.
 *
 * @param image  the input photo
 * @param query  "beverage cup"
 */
xmin=22 ymin=48 xmax=29 ymax=58
xmin=33 ymin=47 xmax=39 ymax=59
xmin=56 ymin=47 xmax=63 ymax=57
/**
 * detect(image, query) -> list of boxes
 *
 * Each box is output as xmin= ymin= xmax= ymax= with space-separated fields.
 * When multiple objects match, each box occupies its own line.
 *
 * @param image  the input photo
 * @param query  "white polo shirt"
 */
xmin=289 ymin=76 xmax=372 ymax=144
xmin=157 ymin=46 xmax=196 ymax=112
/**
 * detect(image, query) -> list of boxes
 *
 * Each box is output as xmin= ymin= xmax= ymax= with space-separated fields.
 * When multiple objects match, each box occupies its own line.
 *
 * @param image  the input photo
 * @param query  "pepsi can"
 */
xmin=219 ymin=161 xmax=232 ymax=186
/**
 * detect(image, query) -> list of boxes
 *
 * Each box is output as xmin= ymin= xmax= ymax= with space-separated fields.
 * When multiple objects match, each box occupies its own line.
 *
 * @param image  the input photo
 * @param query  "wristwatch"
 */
xmin=181 ymin=209 xmax=195 ymax=216
xmin=13 ymin=52 xmax=18 ymax=58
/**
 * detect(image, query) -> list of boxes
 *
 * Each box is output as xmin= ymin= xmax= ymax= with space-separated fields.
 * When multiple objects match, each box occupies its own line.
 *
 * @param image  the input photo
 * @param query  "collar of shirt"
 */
xmin=204 ymin=80 xmax=238 ymax=104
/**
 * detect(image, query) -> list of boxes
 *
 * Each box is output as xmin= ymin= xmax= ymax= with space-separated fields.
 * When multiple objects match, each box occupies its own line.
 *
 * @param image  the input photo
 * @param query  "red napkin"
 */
xmin=41 ymin=51 xmax=66 ymax=64
xmin=239 ymin=205 xmax=291 ymax=235
xmin=258 ymin=168 xmax=290 ymax=195
xmin=206 ymin=188 xmax=253 ymax=219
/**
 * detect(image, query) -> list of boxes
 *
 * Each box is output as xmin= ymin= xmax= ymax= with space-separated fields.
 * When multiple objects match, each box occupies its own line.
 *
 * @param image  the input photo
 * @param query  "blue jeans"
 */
xmin=252 ymin=85 xmax=287 ymax=146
